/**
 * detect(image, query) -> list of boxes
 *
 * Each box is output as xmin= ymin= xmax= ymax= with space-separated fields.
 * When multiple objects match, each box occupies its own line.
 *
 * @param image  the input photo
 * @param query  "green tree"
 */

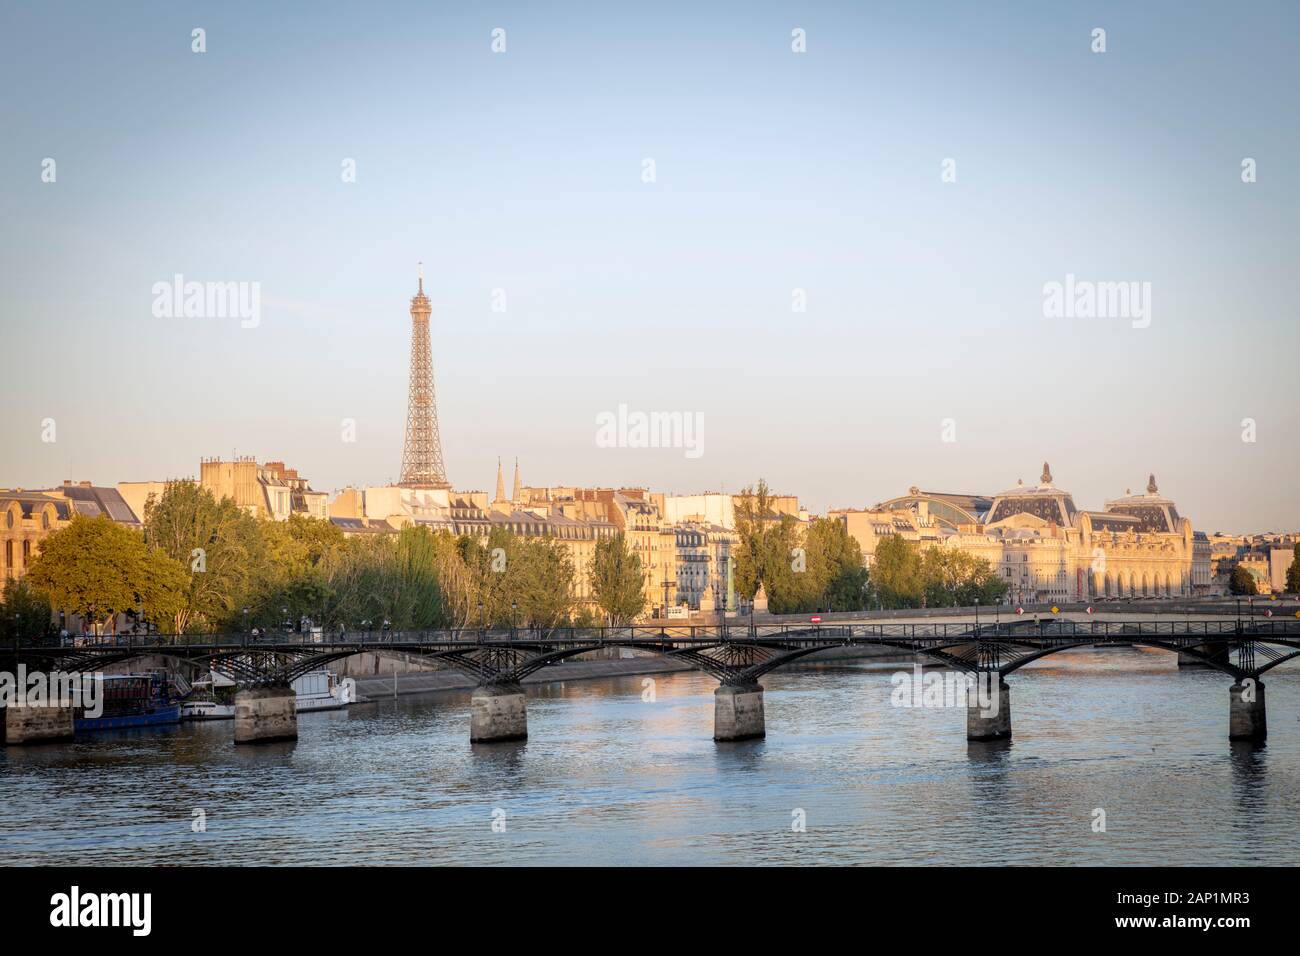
xmin=1229 ymin=565 xmax=1258 ymax=596
xmin=1286 ymin=543 xmax=1300 ymax=594
xmin=252 ymin=515 xmax=348 ymax=629
xmin=872 ymin=535 xmax=924 ymax=608
xmin=920 ymin=548 xmax=1007 ymax=607
xmin=734 ymin=479 xmax=801 ymax=609
xmin=456 ymin=530 xmax=575 ymax=630
xmin=590 ymin=531 xmax=646 ymax=624
xmin=0 ymin=577 xmax=54 ymax=640
xmin=143 ymin=479 xmax=264 ymax=633
xmin=511 ymin=538 xmax=576 ymax=631
xmin=26 ymin=514 xmax=187 ymax=635
xmin=799 ymin=517 xmax=870 ymax=612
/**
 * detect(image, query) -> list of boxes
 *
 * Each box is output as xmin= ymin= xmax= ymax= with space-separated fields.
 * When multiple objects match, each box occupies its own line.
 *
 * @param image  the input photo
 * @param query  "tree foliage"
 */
xmin=734 ymin=482 xmax=872 ymax=614
xmin=872 ymin=535 xmax=924 ymax=609
xmin=0 ymin=577 xmax=54 ymax=640
xmin=143 ymin=480 xmax=264 ymax=633
xmin=1229 ymin=565 xmax=1258 ymax=596
xmin=26 ymin=514 xmax=187 ymax=634
xmin=871 ymin=537 xmax=1006 ymax=609
xmin=590 ymin=531 xmax=646 ymax=624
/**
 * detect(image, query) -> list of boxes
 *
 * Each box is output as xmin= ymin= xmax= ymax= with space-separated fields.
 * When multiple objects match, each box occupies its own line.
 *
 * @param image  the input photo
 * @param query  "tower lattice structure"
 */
xmin=398 ymin=267 xmax=451 ymax=489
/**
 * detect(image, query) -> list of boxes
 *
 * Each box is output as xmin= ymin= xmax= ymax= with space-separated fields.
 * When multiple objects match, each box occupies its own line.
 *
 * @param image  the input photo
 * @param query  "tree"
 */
xmin=1229 ymin=565 xmax=1258 ymax=596
xmin=920 ymin=548 xmax=1007 ymax=607
xmin=511 ymin=538 xmax=575 ymax=631
xmin=397 ymin=526 xmax=465 ymax=629
xmin=590 ymin=531 xmax=646 ymax=624
xmin=0 ymin=577 xmax=53 ymax=641
xmin=249 ymin=515 xmax=350 ymax=630
xmin=800 ymin=517 xmax=870 ymax=612
xmin=26 ymin=514 xmax=187 ymax=635
xmin=1286 ymin=543 xmax=1300 ymax=595
xmin=143 ymin=479 xmax=265 ymax=633
xmin=734 ymin=479 xmax=801 ymax=608
xmin=872 ymin=535 xmax=924 ymax=608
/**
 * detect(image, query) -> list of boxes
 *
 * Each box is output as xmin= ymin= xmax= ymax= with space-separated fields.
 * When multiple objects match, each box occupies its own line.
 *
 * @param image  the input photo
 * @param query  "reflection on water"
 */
xmin=2 ymin=647 xmax=1297 ymax=865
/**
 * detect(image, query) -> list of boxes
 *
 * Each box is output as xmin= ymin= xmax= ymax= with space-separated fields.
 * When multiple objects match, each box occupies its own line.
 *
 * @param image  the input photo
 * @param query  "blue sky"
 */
xmin=1 ymin=1 xmax=1296 ymax=532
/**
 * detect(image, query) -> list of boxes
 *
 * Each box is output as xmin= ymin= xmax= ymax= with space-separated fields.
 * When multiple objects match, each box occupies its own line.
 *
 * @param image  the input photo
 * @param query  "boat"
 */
xmin=75 ymin=673 xmax=182 ymax=732
xmin=182 ymin=668 xmax=356 ymax=720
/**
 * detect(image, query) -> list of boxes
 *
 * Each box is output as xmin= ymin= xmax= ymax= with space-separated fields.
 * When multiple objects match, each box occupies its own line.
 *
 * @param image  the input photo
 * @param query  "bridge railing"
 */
xmin=19 ymin=618 xmax=1298 ymax=651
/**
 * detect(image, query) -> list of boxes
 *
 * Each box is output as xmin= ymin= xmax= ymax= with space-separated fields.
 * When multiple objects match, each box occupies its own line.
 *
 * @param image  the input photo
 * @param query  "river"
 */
xmin=2 ymin=646 xmax=1297 ymax=865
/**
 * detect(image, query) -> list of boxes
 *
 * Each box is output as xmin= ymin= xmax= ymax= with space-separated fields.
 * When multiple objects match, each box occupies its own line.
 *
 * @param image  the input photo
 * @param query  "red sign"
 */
xmin=810 ymin=616 xmax=822 ymax=624
xmin=1086 ymin=606 xmax=1094 ymax=615
xmin=1015 ymin=607 xmax=1024 ymax=615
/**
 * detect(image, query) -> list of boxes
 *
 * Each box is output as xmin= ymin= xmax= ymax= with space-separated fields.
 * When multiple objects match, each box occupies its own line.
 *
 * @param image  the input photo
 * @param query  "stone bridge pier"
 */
xmin=714 ymin=682 xmax=765 ymax=741
xmin=967 ymin=679 xmax=1011 ymax=741
xmin=471 ymin=683 xmax=528 ymax=743
xmin=2 ymin=702 xmax=76 ymax=744
xmin=234 ymin=685 xmax=298 ymax=744
xmin=1229 ymin=680 xmax=1266 ymax=741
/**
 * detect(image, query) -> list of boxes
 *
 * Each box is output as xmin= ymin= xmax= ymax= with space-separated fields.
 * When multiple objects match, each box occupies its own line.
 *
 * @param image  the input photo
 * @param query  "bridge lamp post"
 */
xmin=974 ymin=598 xmax=980 ymax=636
xmin=477 ymin=601 xmax=484 ymax=639
xmin=511 ymin=601 xmax=518 ymax=639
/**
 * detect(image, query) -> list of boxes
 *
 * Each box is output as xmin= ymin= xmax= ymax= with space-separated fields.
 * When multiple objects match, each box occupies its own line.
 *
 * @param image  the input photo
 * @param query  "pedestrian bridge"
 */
xmin=7 ymin=619 xmax=1298 ymax=746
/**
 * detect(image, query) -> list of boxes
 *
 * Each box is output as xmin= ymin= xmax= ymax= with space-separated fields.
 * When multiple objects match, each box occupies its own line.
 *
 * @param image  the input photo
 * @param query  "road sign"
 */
xmin=1086 ymin=606 xmax=1094 ymax=615
xmin=810 ymin=616 xmax=822 ymax=624
xmin=1016 ymin=607 xmax=1024 ymax=615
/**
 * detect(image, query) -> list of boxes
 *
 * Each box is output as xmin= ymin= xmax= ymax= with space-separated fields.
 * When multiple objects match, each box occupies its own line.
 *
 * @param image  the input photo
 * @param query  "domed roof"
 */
xmin=986 ymin=462 xmax=1078 ymax=526
xmin=1104 ymin=474 xmax=1182 ymax=533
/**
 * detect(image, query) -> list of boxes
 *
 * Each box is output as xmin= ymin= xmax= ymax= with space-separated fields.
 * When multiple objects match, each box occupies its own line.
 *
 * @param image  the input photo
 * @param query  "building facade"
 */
xmin=200 ymin=457 xmax=328 ymax=521
xmin=849 ymin=464 xmax=1198 ymax=604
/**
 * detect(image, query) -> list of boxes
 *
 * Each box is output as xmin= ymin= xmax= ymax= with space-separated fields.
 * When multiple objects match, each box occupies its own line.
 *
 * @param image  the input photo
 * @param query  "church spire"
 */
xmin=494 ymin=457 xmax=505 ymax=503
xmin=512 ymin=457 xmax=522 ymax=503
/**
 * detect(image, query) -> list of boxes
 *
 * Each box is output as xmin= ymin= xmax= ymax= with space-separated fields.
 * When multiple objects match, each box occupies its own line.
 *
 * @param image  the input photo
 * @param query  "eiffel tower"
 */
xmin=398 ymin=264 xmax=451 ymax=489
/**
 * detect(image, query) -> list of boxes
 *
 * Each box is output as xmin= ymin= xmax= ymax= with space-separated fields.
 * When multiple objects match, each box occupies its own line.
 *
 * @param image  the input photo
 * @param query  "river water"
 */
xmin=2 ymin=647 xmax=1297 ymax=866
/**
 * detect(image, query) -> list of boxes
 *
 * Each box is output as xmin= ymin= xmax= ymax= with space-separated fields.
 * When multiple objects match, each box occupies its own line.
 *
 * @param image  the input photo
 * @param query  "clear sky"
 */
xmin=1 ymin=1 xmax=1296 ymax=533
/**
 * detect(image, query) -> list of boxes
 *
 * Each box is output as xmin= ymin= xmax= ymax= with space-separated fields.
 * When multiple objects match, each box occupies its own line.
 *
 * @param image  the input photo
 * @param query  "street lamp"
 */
xmin=477 ymin=601 xmax=484 ymax=639
xmin=511 ymin=600 xmax=518 ymax=639
xmin=974 ymin=597 xmax=980 ymax=636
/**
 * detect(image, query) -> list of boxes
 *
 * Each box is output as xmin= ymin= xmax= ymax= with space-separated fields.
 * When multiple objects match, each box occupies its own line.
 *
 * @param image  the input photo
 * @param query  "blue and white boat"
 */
xmin=75 ymin=673 xmax=182 ymax=732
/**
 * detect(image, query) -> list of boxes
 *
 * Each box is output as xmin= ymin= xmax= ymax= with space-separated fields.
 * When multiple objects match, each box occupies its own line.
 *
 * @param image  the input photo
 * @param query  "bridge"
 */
xmin=4 ymin=618 xmax=1299 ymax=746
